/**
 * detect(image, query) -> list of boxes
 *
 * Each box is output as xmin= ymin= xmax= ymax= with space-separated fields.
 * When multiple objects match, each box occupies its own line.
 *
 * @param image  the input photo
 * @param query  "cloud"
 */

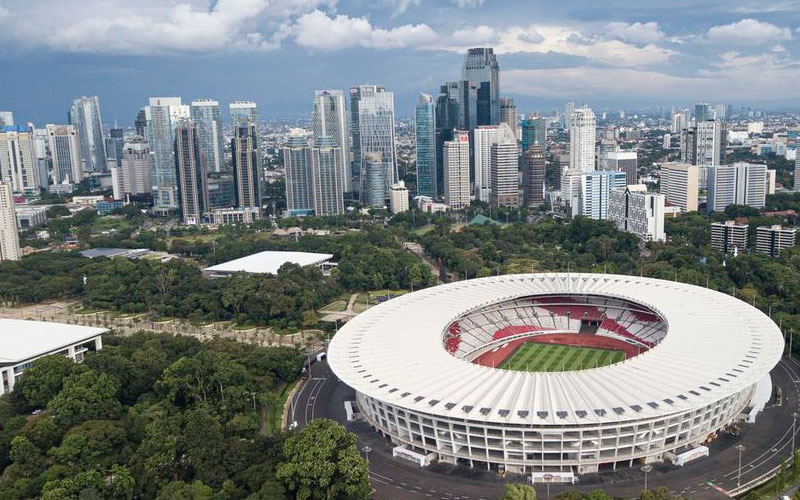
xmin=452 ymin=0 xmax=485 ymax=6
xmin=705 ymin=18 xmax=792 ymax=44
xmin=384 ymin=0 xmax=421 ymax=16
xmin=603 ymin=22 xmax=664 ymax=44
xmin=292 ymin=10 xmax=437 ymax=50
xmin=449 ymin=25 xmax=498 ymax=45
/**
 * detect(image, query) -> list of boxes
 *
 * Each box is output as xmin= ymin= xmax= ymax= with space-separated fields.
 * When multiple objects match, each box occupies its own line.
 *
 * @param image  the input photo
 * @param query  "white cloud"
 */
xmin=705 ymin=18 xmax=792 ymax=44
xmin=384 ymin=0 xmax=421 ymax=16
xmin=292 ymin=10 xmax=437 ymax=50
xmin=449 ymin=25 xmax=498 ymax=45
xmin=603 ymin=22 xmax=664 ymax=44
xmin=452 ymin=0 xmax=485 ymax=7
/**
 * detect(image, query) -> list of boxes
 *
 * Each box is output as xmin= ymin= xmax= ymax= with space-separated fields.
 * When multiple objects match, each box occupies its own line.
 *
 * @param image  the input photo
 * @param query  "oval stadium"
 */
xmin=328 ymin=273 xmax=784 ymax=480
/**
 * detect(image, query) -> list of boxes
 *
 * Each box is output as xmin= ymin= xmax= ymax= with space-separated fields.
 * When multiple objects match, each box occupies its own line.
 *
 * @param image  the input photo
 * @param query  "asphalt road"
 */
xmin=292 ymin=356 xmax=800 ymax=500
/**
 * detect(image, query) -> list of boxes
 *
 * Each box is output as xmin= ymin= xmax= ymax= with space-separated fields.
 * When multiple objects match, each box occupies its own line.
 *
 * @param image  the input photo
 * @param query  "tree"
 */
xmin=155 ymin=480 xmax=214 ymax=500
xmin=17 ymin=355 xmax=78 ymax=408
xmin=7 ymin=435 xmax=45 ymax=478
xmin=501 ymin=483 xmax=537 ymax=500
xmin=47 ymin=369 xmax=122 ymax=428
xmin=276 ymin=419 xmax=369 ymax=500
xmin=49 ymin=420 xmax=128 ymax=470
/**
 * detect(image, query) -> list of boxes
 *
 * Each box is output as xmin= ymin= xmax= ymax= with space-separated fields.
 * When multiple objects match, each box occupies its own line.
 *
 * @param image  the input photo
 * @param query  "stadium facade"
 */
xmin=328 ymin=274 xmax=783 ymax=478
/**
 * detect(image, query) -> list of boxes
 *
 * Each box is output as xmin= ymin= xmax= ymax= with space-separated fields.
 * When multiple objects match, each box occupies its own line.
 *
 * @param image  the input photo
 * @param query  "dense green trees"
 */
xmin=0 ymin=332 xmax=331 ymax=500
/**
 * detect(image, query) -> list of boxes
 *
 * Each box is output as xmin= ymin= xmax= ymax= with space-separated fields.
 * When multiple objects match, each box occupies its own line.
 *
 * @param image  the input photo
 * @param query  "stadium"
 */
xmin=328 ymin=273 xmax=784 ymax=481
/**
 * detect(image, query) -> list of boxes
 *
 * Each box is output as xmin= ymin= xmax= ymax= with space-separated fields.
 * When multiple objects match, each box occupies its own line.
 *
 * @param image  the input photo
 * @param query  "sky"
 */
xmin=1 ymin=0 xmax=800 ymax=125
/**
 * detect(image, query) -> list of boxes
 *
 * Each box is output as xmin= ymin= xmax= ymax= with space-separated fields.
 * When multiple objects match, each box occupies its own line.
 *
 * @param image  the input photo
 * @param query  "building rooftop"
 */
xmin=0 ymin=319 xmax=106 ymax=364
xmin=204 ymin=251 xmax=334 ymax=276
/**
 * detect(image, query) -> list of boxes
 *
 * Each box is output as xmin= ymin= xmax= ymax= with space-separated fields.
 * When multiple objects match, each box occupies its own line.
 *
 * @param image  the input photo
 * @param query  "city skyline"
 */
xmin=2 ymin=1 xmax=800 ymax=124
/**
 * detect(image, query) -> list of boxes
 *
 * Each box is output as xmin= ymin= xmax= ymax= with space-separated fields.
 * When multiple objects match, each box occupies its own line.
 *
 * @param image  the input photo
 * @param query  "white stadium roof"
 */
xmin=329 ymin=273 xmax=783 ymax=426
xmin=0 ymin=319 xmax=106 ymax=364
xmin=203 ymin=251 xmax=334 ymax=275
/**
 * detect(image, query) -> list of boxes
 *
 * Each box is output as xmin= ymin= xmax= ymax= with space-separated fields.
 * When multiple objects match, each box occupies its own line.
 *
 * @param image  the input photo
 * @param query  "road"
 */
xmin=293 ymin=356 xmax=800 ymax=500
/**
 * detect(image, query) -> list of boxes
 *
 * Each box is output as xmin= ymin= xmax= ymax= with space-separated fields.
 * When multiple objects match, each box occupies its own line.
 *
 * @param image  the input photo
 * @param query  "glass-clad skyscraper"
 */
xmin=68 ymin=96 xmax=107 ymax=173
xmin=461 ymin=48 xmax=500 ymax=126
xmin=312 ymin=90 xmax=351 ymax=193
xmin=415 ymin=93 xmax=437 ymax=198
xmin=146 ymin=97 xmax=190 ymax=203
xmin=191 ymin=99 xmax=224 ymax=173
xmin=350 ymin=85 xmax=397 ymax=203
xmin=174 ymin=123 xmax=209 ymax=224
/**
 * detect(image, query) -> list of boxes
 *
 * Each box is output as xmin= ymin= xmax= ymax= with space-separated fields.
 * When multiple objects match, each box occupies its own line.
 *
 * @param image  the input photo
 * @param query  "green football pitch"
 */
xmin=499 ymin=342 xmax=625 ymax=372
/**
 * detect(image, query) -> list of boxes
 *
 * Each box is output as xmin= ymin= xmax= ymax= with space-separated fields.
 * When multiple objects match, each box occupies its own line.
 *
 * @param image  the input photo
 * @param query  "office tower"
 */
xmin=310 ymin=136 xmax=344 ymax=216
xmin=695 ymin=103 xmax=712 ymax=122
xmin=434 ymin=84 xmax=463 ymax=195
xmin=30 ymin=127 xmax=49 ymax=190
xmin=191 ymin=99 xmax=224 ymax=173
xmin=462 ymin=48 xmax=500 ymax=126
xmin=569 ymin=106 xmax=596 ymax=173
xmin=46 ymin=124 xmax=82 ymax=184
xmin=756 ymin=225 xmax=797 ymax=258
xmin=490 ymin=123 xmax=518 ymax=207
xmin=563 ymin=102 xmax=575 ymax=129
xmin=679 ymin=126 xmax=697 ymax=164
xmin=283 ymin=136 xmax=313 ymax=214
xmin=795 ymin=156 xmax=800 ymax=191
xmin=174 ymin=124 xmax=209 ymax=224
xmin=146 ymin=97 xmax=190 ymax=199
xmin=68 ymin=96 xmax=106 ymax=173
xmin=443 ymin=132 xmax=470 ymax=209
xmin=105 ymin=127 xmax=125 ymax=169
xmin=415 ymin=93 xmax=437 ymax=198
xmin=230 ymin=101 xmax=259 ymax=130
xmin=707 ymin=162 xmax=767 ymax=213
xmin=660 ymin=163 xmax=699 ymax=212
xmin=0 ymin=182 xmax=21 ymax=261
xmin=696 ymin=120 xmax=724 ymax=165
xmin=521 ymin=117 xmax=546 ymax=153
xmin=522 ymin=144 xmax=546 ymax=209
xmin=312 ymin=90 xmax=351 ymax=193
xmin=231 ymin=123 xmax=262 ymax=211
xmin=389 ymin=180 xmax=409 ymax=214
xmin=713 ymin=104 xmax=726 ymax=120
xmin=711 ymin=220 xmax=748 ymax=254
xmin=0 ymin=112 xmax=12 ymax=127
xmin=670 ymin=110 xmax=689 ymax=134
xmin=580 ymin=170 xmax=626 ymax=220
xmin=0 ymin=126 xmax=38 ymax=194
xmin=561 ymin=169 xmax=583 ymax=217
xmin=606 ymin=150 xmax=638 ymax=184
xmin=350 ymin=85 xmax=397 ymax=201
xmin=112 ymin=136 xmax=151 ymax=200
xmin=608 ymin=185 xmax=666 ymax=242
xmin=595 ymin=139 xmax=617 ymax=170
xmin=362 ymin=152 xmax=386 ymax=208
xmin=134 ymin=109 xmax=148 ymax=137
xmin=500 ymin=98 xmax=517 ymax=138
xmin=208 ymin=176 xmax=235 ymax=209
xmin=766 ymin=169 xmax=776 ymax=195
xmin=474 ymin=125 xmax=501 ymax=203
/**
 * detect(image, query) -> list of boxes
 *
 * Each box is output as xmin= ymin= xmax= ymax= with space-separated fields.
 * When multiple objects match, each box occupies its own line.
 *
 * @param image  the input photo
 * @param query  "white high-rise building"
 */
xmin=474 ymin=125 xmax=501 ymax=203
xmin=389 ymin=180 xmax=409 ymax=214
xmin=580 ymin=170 xmax=626 ymax=220
xmin=443 ymin=132 xmax=471 ymax=210
xmin=696 ymin=120 xmax=723 ymax=166
xmin=766 ymin=169 xmax=776 ymax=195
xmin=312 ymin=90 xmax=351 ymax=193
xmin=795 ymin=155 xmax=800 ymax=191
xmin=191 ymin=99 xmax=224 ymax=173
xmin=0 ymin=127 xmax=38 ymax=194
xmin=561 ymin=169 xmax=583 ymax=217
xmin=0 ymin=182 xmax=21 ymax=261
xmin=46 ymin=124 xmax=82 ymax=184
xmin=490 ymin=123 xmax=519 ymax=208
xmin=145 ymin=97 xmax=190 ymax=202
xmin=660 ymin=163 xmax=699 ymax=212
xmin=310 ymin=136 xmax=344 ymax=216
xmin=670 ymin=110 xmax=689 ymax=134
xmin=30 ymin=127 xmax=49 ymax=190
xmin=707 ymin=162 xmax=767 ymax=213
xmin=68 ymin=96 xmax=106 ymax=173
xmin=569 ymin=106 xmax=596 ymax=173
xmin=112 ymin=136 xmax=151 ymax=200
xmin=608 ymin=185 xmax=666 ymax=242
xmin=351 ymin=85 xmax=397 ymax=201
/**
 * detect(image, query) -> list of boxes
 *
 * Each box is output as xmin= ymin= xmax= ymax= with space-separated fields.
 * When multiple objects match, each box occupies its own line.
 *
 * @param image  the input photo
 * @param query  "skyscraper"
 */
xmin=474 ymin=125 xmax=501 ymax=203
xmin=660 ymin=163 xmax=699 ymax=212
xmin=310 ymin=136 xmax=344 ymax=216
xmin=707 ymin=162 xmax=767 ymax=213
xmin=569 ymin=106 xmax=596 ymax=173
xmin=606 ymin=150 xmax=638 ymax=185
xmin=30 ymin=127 xmax=49 ymax=190
xmin=230 ymin=101 xmax=259 ymax=128
xmin=68 ymin=96 xmax=106 ymax=173
xmin=608 ymin=185 xmax=666 ymax=242
xmin=231 ymin=123 xmax=262 ymax=211
xmin=490 ymin=123 xmax=518 ymax=208
xmin=522 ymin=144 xmax=546 ymax=209
xmin=283 ymin=136 xmax=314 ymax=215
xmin=414 ymin=93 xmax=437 ymax=198
xmin=462 ymin=48 xmax=500 ymax=126
xmin=112 ymin=136 xmax=151 ymax=200
xmin=695 ymin=103 xmax=712 ymax=122
xmin=191 ymin=99 xmax=224 ymax=173
xmin=312 ymin=90 xmax=351 ymax=193
xmin=521 ymin=116 xmax=547 ymax=152
xmin=146 ymin=97 xmax=190 ymax=201
xmin=0 ymin=126 xmax=38 ymax=194
xmin=350 ymin=85 xmax=397 ymax=201
xmin=500 ymin=98 xmax=517 ymax=138
xmin=795 ymin=155 xmax=800 ymax=191
xmin=580 ymin=170 xmax=626 ymax=220
xmin=174 ymin=123 xmax=209 ymax=224
xmin=46 ymin=124 xmax=82 ymax=184
xmin=105 ymin=127 xmax=125 ymax=169
xmin=443 ymin=131 xmax=470 ymax=209
xmin=434 ymin=84 xmax=463 ymax=196
xmin=134 ymin=109 xmax=148 ymax=137
xmin=0 ymin=182 xmax=21 ymax=261
xmin=363 ymin=152 xmax=387 ymax=208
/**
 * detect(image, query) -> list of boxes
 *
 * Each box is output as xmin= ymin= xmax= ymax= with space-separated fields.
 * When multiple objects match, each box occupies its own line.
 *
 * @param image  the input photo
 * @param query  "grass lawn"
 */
xmin=320 ymin=300 xmax=348 ymax=312
xmin=499 ymin=342 xmax=625 ymax=372
xmin=267 ymin=379 xmax=300 ymax=433
xmin=90 ymin=216 xmax=133 ymax=234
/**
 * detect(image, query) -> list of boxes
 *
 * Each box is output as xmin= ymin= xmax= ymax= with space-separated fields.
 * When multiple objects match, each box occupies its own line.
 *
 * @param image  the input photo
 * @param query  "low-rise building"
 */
xmin=0 ymin=319 xmax=106 ymax=395
xmin=15 ymin=205 xmax=48 ymax=230
xmin=608 ymin=185 xmax=666 ymax=242
xmin=389 ymin=181 xmax=409 ymax=214
xmin=711 ymin=220 xmax=749 ymax=254
xmin=756 ymin=225 xmax=796 ymax=258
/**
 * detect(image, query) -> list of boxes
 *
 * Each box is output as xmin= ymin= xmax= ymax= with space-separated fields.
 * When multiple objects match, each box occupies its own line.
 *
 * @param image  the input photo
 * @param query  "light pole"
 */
xmin=736 ymin=444 xmax=746 ymax=488
xmin=542 ymin=473 xmax=553 ymax=500
xmin=641 ymin=464 xmax=653 ymax=491
xmin=362 ymin=446 xmax=372 ymax=466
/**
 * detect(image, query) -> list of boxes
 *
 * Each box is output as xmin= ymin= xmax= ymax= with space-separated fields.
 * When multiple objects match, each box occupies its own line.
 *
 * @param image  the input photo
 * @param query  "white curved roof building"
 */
xmin=329 ymin=274 xmax=783 ymax=476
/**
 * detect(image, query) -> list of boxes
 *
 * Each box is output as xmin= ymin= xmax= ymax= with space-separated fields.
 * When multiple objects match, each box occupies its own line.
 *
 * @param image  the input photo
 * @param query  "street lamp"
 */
xmin=641 ymin=464 xmax=653 ymax=491
xmin=362 ymin=446 xmax=372 ymax=467
xmin=736 ymin=444 xmax=746 ymax=488
xmin=542 ymin=473 xmax=553 ymax=500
